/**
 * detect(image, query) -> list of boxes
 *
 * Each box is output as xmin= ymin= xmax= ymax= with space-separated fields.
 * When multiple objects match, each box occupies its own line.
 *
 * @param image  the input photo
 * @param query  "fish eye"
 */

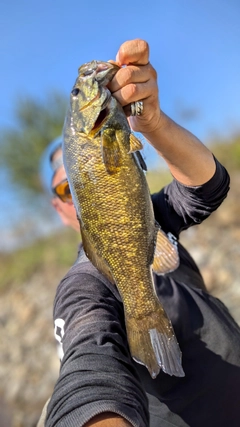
xmin=71 ymin=88 xmax=80 ymax=96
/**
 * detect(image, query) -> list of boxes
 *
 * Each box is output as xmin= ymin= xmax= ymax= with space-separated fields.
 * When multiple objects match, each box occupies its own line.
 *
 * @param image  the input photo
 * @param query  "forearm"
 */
xmin=143 ymin=111 xmax=216 ymax=186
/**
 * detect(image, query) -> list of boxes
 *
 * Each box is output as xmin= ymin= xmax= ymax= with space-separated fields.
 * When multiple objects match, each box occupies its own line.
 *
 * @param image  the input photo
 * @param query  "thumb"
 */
xmin=116 ymin=39 xmax=149 ymax=66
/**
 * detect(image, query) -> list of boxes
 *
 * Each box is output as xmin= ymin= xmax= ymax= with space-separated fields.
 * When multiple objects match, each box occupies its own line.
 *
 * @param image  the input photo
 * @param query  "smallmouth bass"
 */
xmin=63 ymin=60 xmax=184 ymax=378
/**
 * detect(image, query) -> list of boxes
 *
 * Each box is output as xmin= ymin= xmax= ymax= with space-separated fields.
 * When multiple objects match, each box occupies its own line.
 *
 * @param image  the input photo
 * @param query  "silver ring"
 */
xmin=130 ymin=100 xmax=143 ymax=116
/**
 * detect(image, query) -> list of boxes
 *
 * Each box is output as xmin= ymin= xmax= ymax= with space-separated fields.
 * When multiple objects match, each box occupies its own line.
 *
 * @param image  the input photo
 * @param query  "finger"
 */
xmin=112 ymin=79 xmax=158 ymax=108
xmin=123 ymin=94 xmax=157 ymax=118
xmin=116 ymin=39 xmax=149 ymax=66
xmin=108 ymin=63 xmax=155 ymax=93
xmin=122 ymin=103 xmax=140 ymax=118
xmin=107 ymin=59 xmax=119 ymax=67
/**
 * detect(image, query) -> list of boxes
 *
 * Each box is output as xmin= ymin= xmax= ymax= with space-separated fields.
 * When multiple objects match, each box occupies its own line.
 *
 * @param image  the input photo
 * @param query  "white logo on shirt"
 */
xmin=54 ymin=318 xmax=65 ymax=360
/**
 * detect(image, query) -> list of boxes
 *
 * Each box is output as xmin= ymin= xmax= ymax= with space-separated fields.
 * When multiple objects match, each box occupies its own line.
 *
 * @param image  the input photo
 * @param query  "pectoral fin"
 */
xmin=101 ymin=128 xmax=121 ymax=174
xmin=152 ymin=223 xmax=179 ymax=275
xmin=129 ymin=133 xmax=143 ymax=152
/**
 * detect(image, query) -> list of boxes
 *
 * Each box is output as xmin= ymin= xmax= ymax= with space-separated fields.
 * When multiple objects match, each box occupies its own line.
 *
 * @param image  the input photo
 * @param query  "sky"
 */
xmin=0 ymin=0 xmax=239 ymax=251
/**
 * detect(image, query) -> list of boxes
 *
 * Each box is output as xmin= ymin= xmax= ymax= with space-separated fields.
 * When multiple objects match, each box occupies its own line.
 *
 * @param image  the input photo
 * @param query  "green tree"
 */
xmin=0 ymin=91 xmax=68 ymax=195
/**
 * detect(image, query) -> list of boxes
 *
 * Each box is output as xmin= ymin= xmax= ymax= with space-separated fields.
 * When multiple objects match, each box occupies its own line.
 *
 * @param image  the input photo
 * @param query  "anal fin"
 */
xmin=152 ymin=223 xmax=180 ymax=275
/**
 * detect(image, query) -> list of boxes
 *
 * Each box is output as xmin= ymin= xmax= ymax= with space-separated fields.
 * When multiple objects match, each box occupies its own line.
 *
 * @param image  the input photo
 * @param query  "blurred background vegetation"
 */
xmin=0 ymin=91 xmax=67 ymax=194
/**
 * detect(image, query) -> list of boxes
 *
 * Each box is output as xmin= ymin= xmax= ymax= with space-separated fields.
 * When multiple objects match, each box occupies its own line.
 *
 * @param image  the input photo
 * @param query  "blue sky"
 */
xmin=0 ymin=0 xmax=239 ymax=250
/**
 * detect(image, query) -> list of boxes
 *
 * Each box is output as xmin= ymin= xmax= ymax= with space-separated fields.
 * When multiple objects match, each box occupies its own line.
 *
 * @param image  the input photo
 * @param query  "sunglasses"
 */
xmin=52 ymin=179 xmax=72 ymax=203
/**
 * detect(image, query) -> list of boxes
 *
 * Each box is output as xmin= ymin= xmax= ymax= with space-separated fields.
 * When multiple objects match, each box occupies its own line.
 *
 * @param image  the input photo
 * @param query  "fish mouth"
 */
xmin=92 ymin=104 xmax=109 ymax=133
xmin=87 ymin=91 xmax=111 ymax=135
xmin=92 ymin=107 xmax=109 ymax=130
xmin=79 ymin=87 xmax=111 ymax=134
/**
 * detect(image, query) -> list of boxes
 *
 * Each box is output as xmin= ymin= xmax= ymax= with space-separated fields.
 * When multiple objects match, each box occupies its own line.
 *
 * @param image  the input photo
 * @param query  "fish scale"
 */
xmin=63 ymin=60 xmax=184 ymax=379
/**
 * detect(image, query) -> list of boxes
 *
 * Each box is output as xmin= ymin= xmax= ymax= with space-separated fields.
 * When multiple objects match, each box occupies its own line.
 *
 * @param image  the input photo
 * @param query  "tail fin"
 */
xmin=125 ymin=307 xmax=185 ymax=379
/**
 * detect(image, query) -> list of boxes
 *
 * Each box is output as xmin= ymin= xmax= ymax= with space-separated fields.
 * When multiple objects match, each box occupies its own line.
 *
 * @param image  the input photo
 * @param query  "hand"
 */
xmin=108 ymin=39 xmax=161 ymax=135
xmin=109 ymin=40 xmax=215 ymax=186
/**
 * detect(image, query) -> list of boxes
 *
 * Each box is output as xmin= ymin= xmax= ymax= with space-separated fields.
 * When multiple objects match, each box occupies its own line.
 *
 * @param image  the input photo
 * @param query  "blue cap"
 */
xmin=40 ymin=136 xmax=63 ymax=195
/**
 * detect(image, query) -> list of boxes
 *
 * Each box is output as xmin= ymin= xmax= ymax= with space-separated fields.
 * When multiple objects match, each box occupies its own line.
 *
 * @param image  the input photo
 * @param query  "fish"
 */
xmin=63 ymin=60 xmax=185 ymax=379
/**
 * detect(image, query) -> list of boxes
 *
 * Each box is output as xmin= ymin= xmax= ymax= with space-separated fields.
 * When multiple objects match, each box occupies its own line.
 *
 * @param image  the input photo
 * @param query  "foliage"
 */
xmin=0 ymin=91 xmax=68 ymax=194
xmin=0 ymin=227 xmax=80 ymax=291
xmin=146 ymin=169 xmax=172 ymax=193
xmin=210 ymin=133 xmax=240 ymax=171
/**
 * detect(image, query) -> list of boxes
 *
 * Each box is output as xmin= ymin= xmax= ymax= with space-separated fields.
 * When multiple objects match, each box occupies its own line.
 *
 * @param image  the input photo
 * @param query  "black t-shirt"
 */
xmin=45 ymin=159 xmax=240 ymax=427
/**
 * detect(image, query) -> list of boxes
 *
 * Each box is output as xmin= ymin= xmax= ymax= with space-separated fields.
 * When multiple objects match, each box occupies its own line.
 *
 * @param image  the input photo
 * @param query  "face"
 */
xmin=51 ymin=165 xmax=80 ymax=232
